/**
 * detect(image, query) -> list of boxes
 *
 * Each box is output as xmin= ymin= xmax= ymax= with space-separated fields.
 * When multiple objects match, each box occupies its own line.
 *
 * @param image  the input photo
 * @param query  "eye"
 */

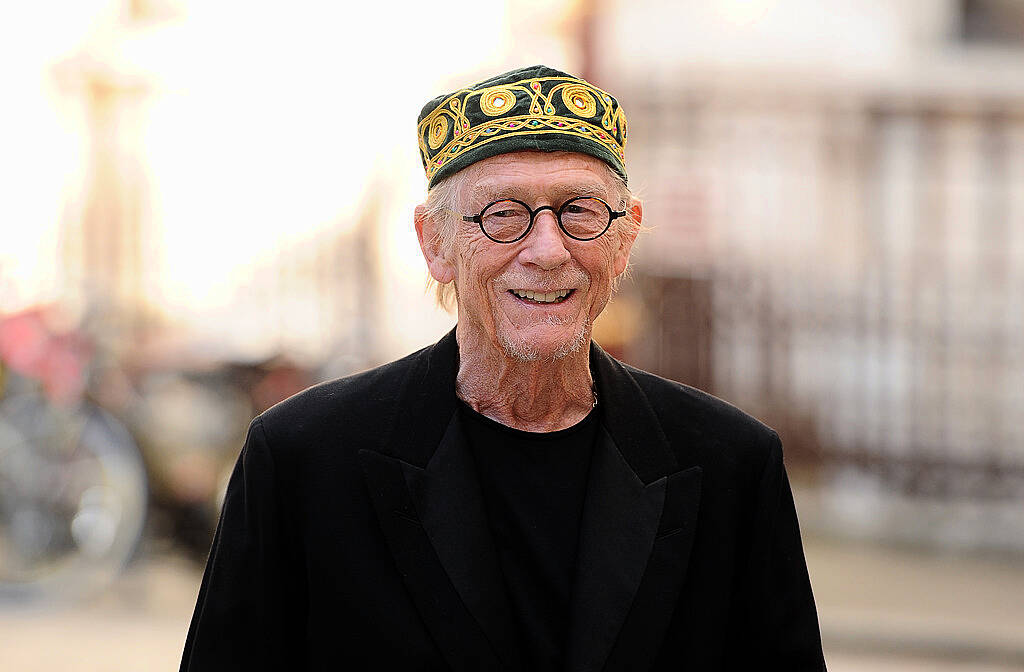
xmin=491 ymin=209 xmax=520 ymax=218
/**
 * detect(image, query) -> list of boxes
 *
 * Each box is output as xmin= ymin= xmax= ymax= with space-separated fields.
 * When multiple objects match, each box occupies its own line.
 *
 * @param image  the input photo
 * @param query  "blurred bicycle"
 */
xmin=0 ymin=306 xmax=319 ymax=605
xmin=0 ymin=307 xmax=147 ymax=606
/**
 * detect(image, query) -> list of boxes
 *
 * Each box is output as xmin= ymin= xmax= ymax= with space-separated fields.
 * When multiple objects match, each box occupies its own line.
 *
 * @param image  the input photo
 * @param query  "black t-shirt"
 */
xmin=458 ymin=399 xmax=599 ymax=672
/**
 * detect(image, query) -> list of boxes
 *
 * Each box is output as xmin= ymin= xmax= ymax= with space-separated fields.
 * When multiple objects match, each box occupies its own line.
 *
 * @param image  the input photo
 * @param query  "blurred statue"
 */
xmin=181 ymin=65 xmax=826 ymax=671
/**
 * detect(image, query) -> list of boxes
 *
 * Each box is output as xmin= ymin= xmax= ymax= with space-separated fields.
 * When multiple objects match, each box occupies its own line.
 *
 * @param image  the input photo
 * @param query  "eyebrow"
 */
xmin=469 ymin=182 xmax=611 ymax=205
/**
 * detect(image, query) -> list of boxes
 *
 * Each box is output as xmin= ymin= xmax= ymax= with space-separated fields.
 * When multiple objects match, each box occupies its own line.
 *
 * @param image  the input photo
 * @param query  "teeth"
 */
xmin=511 ymin=289 xmax=570 ymax=303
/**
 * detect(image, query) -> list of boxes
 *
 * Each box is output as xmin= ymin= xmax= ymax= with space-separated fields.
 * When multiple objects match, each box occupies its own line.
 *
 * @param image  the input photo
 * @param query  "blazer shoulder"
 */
xmin=255 ymin=342 xmax=433 ymax=453
xmin=620 ymin=362 xmax=779 ymax=466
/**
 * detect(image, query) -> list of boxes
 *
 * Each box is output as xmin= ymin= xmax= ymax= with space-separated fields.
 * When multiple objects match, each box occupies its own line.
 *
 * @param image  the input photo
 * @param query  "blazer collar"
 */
xmin=377 ymin=327 xmax=678 ymax=472
xmin=359 ymin=329 xmax=702 ymax=672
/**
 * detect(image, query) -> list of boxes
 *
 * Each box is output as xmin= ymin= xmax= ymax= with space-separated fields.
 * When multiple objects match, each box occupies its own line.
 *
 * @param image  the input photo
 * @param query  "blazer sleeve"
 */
xmin=731 ymin=431 xmax=827 ymax=671
xmin=180 ymin=416 xmax=307 ymax=671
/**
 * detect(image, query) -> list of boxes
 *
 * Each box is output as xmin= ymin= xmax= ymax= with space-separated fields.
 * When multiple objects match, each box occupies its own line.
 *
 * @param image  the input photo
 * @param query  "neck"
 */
xmin=455 ymin=322 xmax=595 ymax=433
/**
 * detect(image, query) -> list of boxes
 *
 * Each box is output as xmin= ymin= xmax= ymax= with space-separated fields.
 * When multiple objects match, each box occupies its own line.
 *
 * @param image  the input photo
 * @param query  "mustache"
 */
xmin=494 ymin=266 xmax=589 ymax=290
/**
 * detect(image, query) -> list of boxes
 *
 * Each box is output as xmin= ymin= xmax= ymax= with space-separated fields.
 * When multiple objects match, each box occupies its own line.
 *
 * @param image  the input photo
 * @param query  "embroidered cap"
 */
xmin=417 ymin=65 xmax=628 ymax=188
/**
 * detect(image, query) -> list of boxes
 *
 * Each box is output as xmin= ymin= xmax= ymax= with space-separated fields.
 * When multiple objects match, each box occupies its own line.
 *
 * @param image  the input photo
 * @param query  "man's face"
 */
xmin=442 ymin=151 xmax=638 ymax=361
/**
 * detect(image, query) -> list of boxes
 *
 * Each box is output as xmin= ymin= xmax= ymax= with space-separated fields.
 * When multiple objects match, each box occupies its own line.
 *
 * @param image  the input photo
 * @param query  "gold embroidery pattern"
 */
xmin=423 ymin=115 xmax=625 ymax=181
xmin=559 ymin=83 xmax=597 ymax=118
xmin=427 ymin=116 xmax=448 ymax=150
xmin=418 ymin=75 xmax=627 ymax=182
xmin=479 ymin=87 xmax=518 ymax=116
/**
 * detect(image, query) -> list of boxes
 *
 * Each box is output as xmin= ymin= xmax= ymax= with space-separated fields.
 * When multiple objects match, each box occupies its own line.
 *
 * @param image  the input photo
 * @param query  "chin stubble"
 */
xmin=498 ymin=316 xmax=590 ymax=363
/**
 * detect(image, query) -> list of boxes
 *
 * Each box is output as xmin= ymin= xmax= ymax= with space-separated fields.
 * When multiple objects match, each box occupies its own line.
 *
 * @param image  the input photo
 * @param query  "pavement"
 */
xmin=807 ymin=537 xmax=1024 ymax=671
xmin=0 ymin=536 xmax=1022 ymax=671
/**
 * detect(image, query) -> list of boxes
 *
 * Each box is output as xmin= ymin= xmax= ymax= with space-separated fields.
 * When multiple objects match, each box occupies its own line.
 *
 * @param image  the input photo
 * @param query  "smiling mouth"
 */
xmin=509 ymin=288 xmax=574 ymax=304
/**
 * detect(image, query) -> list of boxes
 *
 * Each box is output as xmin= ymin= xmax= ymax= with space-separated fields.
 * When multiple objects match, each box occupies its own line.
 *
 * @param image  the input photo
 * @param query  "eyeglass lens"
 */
xmin=480 ymin=198 xmax=610 ymax=242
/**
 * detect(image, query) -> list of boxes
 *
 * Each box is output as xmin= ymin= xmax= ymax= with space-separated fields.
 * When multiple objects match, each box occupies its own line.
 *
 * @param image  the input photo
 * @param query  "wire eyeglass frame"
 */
xmin=462 ymin=196 xmax=627 ymax=243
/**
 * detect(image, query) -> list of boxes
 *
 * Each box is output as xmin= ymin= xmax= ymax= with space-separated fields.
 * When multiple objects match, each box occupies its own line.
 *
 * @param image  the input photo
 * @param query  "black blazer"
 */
xmin=180 ymin=330 xmax=826 ymax=671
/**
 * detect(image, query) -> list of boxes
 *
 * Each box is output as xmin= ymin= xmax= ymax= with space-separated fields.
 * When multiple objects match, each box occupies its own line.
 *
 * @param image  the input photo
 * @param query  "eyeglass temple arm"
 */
xmin=462 ymin=215 xmax=481 ymax=223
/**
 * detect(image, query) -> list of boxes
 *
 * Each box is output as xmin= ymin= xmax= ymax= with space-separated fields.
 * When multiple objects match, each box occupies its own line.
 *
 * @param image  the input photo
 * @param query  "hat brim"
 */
xmin=427 ymin=131 xmax=627 ymax=189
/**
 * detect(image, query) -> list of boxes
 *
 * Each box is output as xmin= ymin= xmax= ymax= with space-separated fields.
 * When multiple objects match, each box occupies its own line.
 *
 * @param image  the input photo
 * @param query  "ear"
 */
xmin=612 ymin=197 xmax=641 ymax=277
xmin=415 ymin=204 xmax=456 ymax=284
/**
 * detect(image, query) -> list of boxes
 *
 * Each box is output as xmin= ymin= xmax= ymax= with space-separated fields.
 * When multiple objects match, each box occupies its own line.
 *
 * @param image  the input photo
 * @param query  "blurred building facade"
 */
xmin=10 ymin=0 xmax=1024 ymax=554
xmin=597 ymin=0 xmax=1024 ymax=552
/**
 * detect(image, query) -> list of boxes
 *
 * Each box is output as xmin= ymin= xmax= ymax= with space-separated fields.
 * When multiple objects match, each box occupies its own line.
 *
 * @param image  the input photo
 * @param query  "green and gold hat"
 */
xmin=417 ymin=65 xmax=628 ymax=188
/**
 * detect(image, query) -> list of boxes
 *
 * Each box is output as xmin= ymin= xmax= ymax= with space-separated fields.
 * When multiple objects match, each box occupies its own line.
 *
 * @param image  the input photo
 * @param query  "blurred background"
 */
xmin=1 ymin=0 xmax=1022 ymax=669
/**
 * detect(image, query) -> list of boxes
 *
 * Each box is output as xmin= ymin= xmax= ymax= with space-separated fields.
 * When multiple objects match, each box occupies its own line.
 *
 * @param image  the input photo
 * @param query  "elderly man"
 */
xmin=180 ymin=65 xmax=826 ymax=671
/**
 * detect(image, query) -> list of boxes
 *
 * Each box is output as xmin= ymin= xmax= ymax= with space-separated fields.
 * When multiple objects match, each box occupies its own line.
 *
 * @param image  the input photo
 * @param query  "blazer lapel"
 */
xmin=564 ymin=343 xmax=703 ymax=672
xmin=403 ymin=414 xmax=527 ymax=669
xmin=358 ymin=330 xmax=525 ymax=672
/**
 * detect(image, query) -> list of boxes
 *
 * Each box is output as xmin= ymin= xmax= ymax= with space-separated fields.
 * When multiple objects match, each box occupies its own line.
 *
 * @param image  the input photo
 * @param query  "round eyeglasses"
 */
xmin=462 ymin=196 xmax=626 ymax=243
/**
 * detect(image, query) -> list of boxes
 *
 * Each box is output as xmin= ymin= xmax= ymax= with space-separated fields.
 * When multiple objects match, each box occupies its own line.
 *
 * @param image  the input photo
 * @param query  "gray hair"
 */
xmin=422 ymin=163 xmax=640 ymax=311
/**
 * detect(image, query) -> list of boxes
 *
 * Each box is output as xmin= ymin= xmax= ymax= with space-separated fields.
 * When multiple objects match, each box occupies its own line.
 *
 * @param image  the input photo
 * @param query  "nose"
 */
xmin=518 ymin=210 xmax=570 ymax=270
